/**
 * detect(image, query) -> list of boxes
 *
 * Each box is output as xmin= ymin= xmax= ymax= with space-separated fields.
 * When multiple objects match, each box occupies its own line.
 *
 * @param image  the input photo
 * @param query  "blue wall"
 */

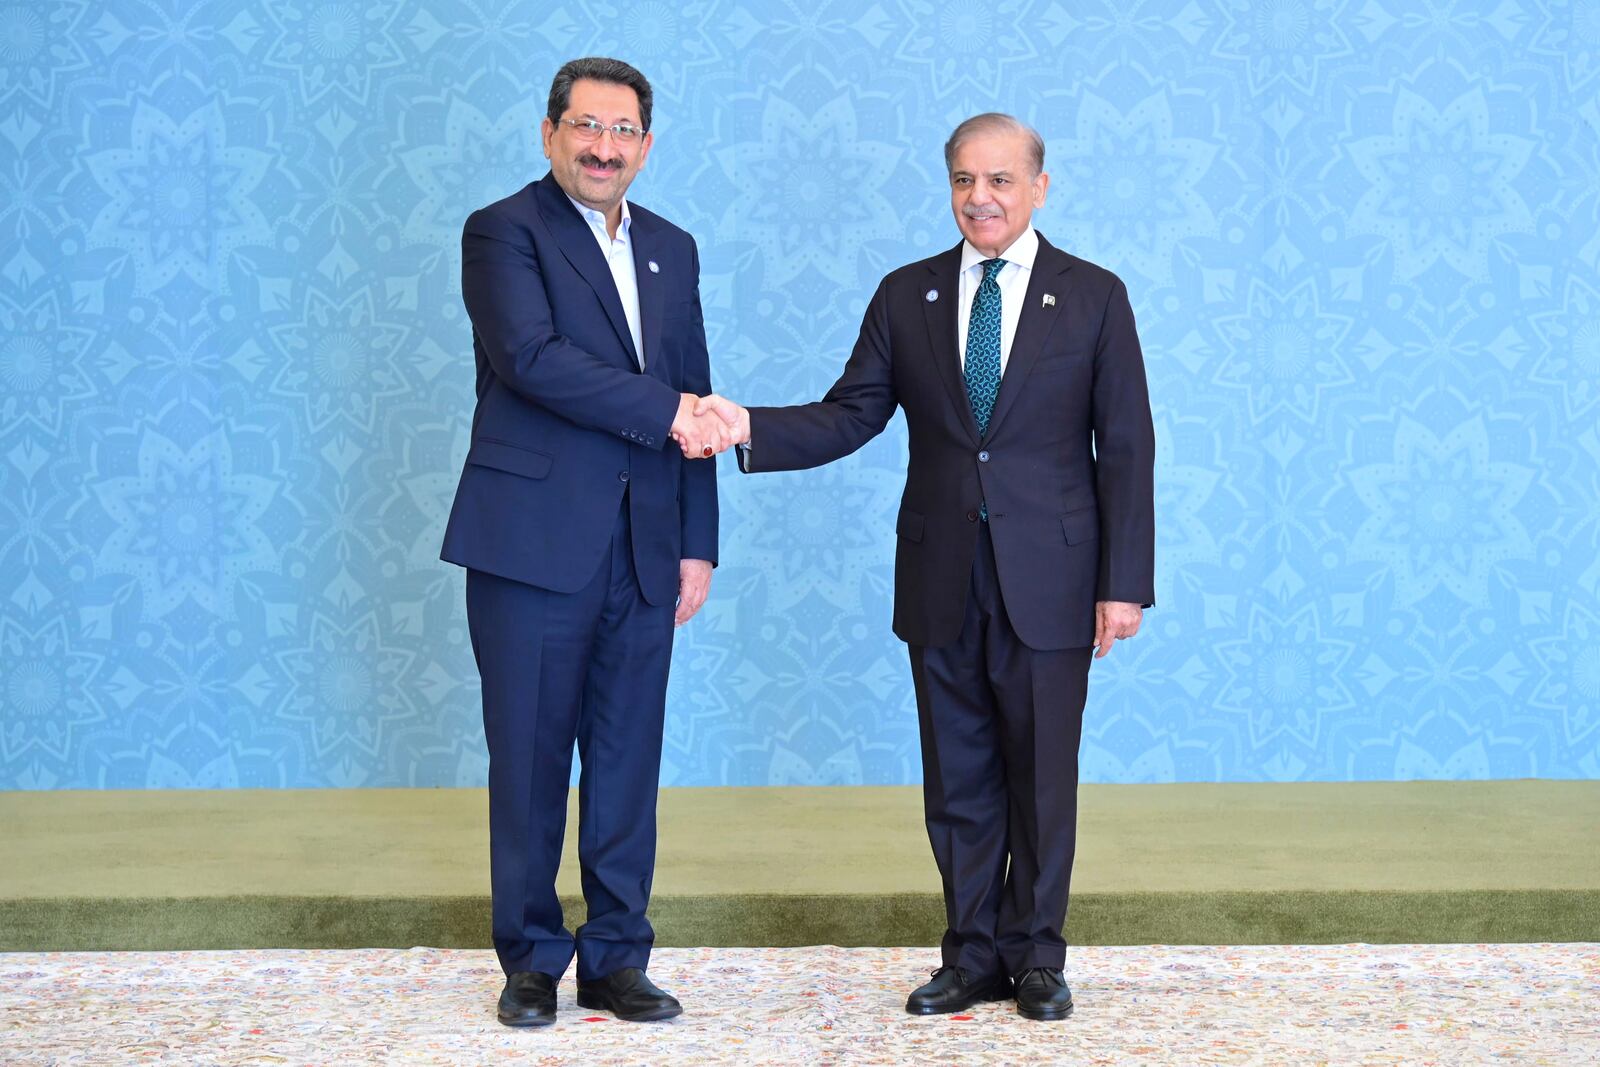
xmin=1 ymin=1 xmax=1595 ymax=788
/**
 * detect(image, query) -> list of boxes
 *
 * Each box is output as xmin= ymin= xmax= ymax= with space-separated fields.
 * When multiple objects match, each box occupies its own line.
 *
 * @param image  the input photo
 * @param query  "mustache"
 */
xmin=577 ymin=153 xmax=624 ymax=172
xmin=963 ymin=204 xmax=1002 ymax=219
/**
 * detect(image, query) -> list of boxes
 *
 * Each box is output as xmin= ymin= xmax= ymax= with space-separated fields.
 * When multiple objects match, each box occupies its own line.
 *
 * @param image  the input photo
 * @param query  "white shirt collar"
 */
xmin=566 ymin=193 xmax=631 ymax=241
xmin=960 ymin=226 xmax=1038 ymax=274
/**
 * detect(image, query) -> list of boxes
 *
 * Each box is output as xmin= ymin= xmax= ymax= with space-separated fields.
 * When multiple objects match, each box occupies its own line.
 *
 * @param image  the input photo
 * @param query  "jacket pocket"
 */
xmin=1061 ymin=507 xmax=1098 ymax=545
xmin=467 ymin=438 xmax=553 ymax=480
xmin=1028 ymin=359 xmax=1078 ymax=377
xmin=897 ymin=509 xmax=925 ymax=543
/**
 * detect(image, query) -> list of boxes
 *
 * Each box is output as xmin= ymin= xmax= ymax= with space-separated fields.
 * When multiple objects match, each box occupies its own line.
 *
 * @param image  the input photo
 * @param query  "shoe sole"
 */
xmin=1017 ymin=1000 xmax=1075 ymax=1021
xmin=905 ymin=986 xmax=1013 ymax=1015
xmin=496 ymin=1011 xmax=555 ymax=1028
xmin=575 ymin=991 xmax=683 ymax=1022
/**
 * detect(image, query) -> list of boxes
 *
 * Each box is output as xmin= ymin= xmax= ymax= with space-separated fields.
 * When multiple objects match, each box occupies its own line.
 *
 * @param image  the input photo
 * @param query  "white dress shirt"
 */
xmin=956 ymin=226 xmax=1039 ymax=375
xmin=567 ymin=194 xmax=645 ymax=368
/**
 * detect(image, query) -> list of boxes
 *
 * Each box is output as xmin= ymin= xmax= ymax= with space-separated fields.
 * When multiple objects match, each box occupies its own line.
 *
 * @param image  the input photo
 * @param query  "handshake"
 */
xmin=670 ymin=393 xmax=750 ymax=459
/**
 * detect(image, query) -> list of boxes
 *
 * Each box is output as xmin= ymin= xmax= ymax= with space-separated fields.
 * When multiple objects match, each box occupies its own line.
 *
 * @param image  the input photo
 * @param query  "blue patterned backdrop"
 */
xmin=1 ymin=1 xmax=1596 ymax=789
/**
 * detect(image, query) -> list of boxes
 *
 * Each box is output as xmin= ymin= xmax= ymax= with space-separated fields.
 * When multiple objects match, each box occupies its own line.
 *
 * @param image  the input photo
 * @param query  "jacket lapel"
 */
xmin=921 ymin=244 xmax=980 ymax=445
xmin=983 ymin=235 xmax=1073 ymax=442
xmin=534 ymin=173 xmax=640 ymax=368
xmin=630 ymin=215 xmax=668 ymax=383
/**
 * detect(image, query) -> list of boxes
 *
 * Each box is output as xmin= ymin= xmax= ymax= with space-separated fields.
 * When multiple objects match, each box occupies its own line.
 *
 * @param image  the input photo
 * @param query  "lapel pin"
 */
xmin=648 ymin=260 xmax=660 ymax=273
xmin=925 ymin=289 xmax=939 ymax=302
xmin=1042 ymin=293 xmax=1056 ymax=307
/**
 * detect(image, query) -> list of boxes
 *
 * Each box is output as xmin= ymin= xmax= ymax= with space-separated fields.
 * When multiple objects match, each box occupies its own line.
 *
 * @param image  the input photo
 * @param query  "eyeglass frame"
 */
xmin=553 ymin=117 xmax=648 ymax=143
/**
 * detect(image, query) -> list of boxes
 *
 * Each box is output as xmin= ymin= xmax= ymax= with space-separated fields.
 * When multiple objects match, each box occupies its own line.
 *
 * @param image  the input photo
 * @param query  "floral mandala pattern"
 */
xmin=83 ymin=96 xmax=276 ymax=298
xmin=1346 ymin=80 xmax=1537 ymax=281
xmin=1344 ymin=408 xmax=1536 ymax=607
xmin=90 ymin=420 xmax=282 ymax=619
xmin=0 ymin=1 xmax=1592 ymax=787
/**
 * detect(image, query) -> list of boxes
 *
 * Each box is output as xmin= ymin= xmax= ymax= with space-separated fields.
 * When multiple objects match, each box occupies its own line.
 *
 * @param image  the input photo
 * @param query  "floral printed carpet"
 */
xmin=3 ymin=944 xmax=1595 ymax=1064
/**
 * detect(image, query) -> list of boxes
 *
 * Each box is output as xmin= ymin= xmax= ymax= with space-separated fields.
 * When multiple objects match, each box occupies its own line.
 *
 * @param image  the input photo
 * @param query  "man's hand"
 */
xmin=676 ymin=559 xmax=713 ymax=626
xmin=1092 ymin=601 xmax=1143 ymax=659
xmin=694 ymin=394 xmax=751 ymax=446
xmin=671 ymin=393 xmax=735 ymax=459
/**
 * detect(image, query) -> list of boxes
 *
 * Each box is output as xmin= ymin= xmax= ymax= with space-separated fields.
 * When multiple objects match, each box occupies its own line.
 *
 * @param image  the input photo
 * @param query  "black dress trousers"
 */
xmin=907 ymin=519 xmax=1093 ymax=977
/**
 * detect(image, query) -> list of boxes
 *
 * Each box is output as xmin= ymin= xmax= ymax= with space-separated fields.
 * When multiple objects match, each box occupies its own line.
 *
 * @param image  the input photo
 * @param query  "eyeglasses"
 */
xmin=555 ymin=117 xmax=645 ymax=143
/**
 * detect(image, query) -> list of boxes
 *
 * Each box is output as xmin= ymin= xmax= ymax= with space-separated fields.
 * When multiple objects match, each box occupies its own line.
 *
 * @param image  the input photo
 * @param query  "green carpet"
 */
xmin=3 ymin=783 xmax=1596 ymax=951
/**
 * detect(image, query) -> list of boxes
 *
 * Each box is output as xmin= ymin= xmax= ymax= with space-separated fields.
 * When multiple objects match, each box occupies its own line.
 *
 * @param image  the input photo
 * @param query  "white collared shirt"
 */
xmin=956 ymin=226 xmax=1039 ymax=375
xmin=567 ymin=194 xmax=645 ymax=368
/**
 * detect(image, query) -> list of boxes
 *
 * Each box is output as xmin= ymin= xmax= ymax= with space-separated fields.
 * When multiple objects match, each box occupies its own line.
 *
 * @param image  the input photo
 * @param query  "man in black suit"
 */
xmin=702 ymin=113 xmax=1155 ymax=1021
xmin=442 ymin=57 xmax=733 ymax=1027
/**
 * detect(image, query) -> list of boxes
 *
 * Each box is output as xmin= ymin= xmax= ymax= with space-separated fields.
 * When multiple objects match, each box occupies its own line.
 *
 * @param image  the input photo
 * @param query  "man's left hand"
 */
xmin=676 ymin=559 xmax=714 ymax=626
xmin=1093 ymin=601 xmax=1143 ymax=659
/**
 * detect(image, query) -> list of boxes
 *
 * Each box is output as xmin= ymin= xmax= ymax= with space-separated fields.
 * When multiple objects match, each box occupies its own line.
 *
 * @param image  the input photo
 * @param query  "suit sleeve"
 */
xmin=1090 ymin=278 xmax=1157 ymax=608
xmin=461 ymin=206 xmax=681 ymax=446
xmin=740 ymin=279 xmax=898 ymax=473
xmin=678 ymin=240 xmax=719 ymax=565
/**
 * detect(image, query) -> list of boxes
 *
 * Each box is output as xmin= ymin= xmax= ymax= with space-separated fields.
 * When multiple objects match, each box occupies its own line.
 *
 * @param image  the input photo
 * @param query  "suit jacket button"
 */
xmin=966 ymin=510 xmax=979 ymax=522
xmin=978 ymin=450 xmax=990 ymax=462
xmin=618 ymin=471 xmax=630 ymax=483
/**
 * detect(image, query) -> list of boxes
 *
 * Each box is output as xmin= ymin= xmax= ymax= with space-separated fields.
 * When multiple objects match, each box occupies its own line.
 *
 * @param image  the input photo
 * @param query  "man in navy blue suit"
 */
xmin=441 ymin=57 xmax=733 ymax=1027
xmin=701 ymin=114 xmax=1156 ymax=1021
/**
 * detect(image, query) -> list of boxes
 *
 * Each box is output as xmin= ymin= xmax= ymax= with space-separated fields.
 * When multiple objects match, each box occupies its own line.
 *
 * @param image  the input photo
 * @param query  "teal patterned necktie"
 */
xmin=965 ymin=257 xmax=1005 ymax=521
xmin=964 ymin=257 xmax=1006 ymax=437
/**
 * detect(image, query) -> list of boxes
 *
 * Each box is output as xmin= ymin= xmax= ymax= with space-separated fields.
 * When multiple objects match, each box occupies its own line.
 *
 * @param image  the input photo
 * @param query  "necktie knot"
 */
xmin=980 ymin=258 xmax=1007 ymax=282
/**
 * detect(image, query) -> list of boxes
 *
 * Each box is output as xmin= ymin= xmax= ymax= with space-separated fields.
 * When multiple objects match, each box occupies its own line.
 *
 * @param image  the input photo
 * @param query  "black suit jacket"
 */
xmin=441 ymin=173 xmax=718 ymax=606
xmin=741 ymin=235 xmax=1154 ymax=650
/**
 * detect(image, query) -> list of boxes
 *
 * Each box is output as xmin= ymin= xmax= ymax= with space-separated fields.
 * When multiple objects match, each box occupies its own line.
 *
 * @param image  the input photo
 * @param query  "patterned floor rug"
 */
xmin=2 ymin=944 xmax=1595 ymax=1065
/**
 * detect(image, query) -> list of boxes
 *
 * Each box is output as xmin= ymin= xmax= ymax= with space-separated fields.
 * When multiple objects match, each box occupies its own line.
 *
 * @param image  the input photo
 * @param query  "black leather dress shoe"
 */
xmin=905 ymin=966 xmax=1013 ymax=1015
xmin=497 ymin=971 xmax=557 ymax=1027
xmin=1014 ymin=967 xmax=1074 ymax=1020
xmin=575 ymin=967 xmax=683 ymax=1022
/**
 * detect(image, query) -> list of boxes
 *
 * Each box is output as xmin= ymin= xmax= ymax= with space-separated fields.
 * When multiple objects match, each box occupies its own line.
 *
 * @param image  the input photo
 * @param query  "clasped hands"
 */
xmin=670 ymin=393 xmax=750 ymax=459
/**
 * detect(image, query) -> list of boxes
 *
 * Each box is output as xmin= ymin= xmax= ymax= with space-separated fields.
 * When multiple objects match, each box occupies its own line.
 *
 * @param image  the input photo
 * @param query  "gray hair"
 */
xmin=943 ymin=113 xmax=1045 ymax=176
xmin=547 ymin=57 xmax=653 ymax=131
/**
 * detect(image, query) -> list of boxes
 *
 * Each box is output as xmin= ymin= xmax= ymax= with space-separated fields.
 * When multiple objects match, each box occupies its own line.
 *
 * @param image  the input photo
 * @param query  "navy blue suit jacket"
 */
xmin=441 ymin=173 xmax=718 ymax=605
xmin=742 ymin=236 xmax=1154 ymax=650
